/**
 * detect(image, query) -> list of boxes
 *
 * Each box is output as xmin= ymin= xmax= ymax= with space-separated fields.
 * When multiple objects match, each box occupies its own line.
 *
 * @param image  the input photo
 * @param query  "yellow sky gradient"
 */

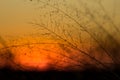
xmin=0 ymin=0 xmax=120 ymax=37
xmin=0 ymin=0 xmax=120 ymax=71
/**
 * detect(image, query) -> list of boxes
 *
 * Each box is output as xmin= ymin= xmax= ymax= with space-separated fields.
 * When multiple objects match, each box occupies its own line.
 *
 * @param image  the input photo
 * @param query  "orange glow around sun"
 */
xmin=0 ymin=35 xmax=113 ymax=71
xmin=1 ymin=36 xmax=83 ymax=71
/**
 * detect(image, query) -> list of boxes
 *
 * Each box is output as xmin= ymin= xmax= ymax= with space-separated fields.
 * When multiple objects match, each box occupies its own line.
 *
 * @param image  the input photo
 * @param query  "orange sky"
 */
xmin=0 ymin=0 xmax=120 ymax=71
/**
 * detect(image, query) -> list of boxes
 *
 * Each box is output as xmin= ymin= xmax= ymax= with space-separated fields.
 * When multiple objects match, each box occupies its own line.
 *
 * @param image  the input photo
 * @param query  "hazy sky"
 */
xmin=0 ymin=0 xmax=120 ymax=41
xmin=0 ymin=0 xmax=120 ymax=71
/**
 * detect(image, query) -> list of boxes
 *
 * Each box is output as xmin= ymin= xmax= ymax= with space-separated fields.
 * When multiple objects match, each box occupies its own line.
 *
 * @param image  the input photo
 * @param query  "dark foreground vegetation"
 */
xmin=0 ymin=67 xmax=120 ymax=80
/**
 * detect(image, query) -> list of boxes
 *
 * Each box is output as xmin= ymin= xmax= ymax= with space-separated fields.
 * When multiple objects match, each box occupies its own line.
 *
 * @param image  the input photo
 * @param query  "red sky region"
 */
xmin=0 ymin=38 xmax=84 ymax=71
xmin=0 ymin=36 xmax=113 ymax=71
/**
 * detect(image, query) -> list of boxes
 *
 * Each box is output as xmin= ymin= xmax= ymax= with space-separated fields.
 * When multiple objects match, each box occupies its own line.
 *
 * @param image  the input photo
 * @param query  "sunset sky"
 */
xmin=0 ymin=0 xmax=120 ymax=71
xmin=0 ymin=0 xmax=120 ymax=36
